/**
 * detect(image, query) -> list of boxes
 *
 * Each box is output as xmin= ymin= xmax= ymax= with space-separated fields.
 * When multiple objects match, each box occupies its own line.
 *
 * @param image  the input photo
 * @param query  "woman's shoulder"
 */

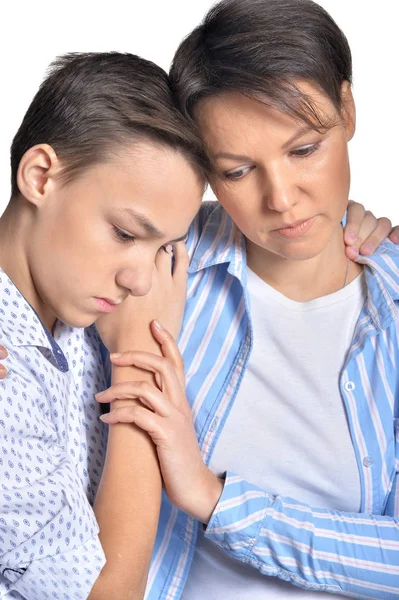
xmin=187 ymin=201 xmax=234 ymax=255
xmin=366 ymin=238 xmax=399 ymax=268
xmin=190 ymin=200 xmax=222 ymax=231
xmin=359 ymin=239 xmax=399 ymax=303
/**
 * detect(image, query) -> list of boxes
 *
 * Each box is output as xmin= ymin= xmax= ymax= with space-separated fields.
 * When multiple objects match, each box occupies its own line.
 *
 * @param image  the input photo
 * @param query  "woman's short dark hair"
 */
xmin=10 ymin=52 xmax=209 ymax=198
xmin=170 ymin=0 xmax=352 ymax=130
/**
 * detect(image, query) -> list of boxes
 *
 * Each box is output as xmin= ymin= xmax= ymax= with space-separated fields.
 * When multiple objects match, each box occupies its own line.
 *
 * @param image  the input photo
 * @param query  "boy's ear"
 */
xmin=16 ymin=144 xmax=59 ymax=206
xmin=340 ymin=81 xmax=356 ymax=142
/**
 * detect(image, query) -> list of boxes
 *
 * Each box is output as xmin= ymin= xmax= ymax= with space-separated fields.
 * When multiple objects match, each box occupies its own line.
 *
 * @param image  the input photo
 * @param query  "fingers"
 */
xmin=344 ymin=201 xmax=392 ymax=258
xmin=110 ymin=348 xmax=183 ymax=407
xmin=389 ymin=226 xmax=399 ymax=245
xmin=0 ymin=345 xmax=8 ymax=379
xmin=358 ymin=217 xmax=392 ymax=255
xmin=151 ymin=321 xmax=185 ymax=388
xmin=96 ymin=380 xmax=171 ymax=416
xmin=155 ymin=244 xmax=173 ymax=275
xmin=346 ymin=209 xmax=377 ymax=254
xmin=100 ymin=403 xmax=164 ymax=441
xmin=344 ymin=200 xmax=365 ymax=249
xmin=172 ymin=241 xmax=189 ymax=285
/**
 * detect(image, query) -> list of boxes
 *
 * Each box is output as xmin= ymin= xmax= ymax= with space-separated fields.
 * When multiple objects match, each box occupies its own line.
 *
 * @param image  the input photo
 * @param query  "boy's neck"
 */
xmin=0 ymin=201 xmax=56 ymax=333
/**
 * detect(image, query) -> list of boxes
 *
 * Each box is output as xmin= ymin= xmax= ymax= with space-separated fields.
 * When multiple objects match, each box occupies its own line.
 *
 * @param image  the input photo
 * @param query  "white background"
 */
xmin=0 ymin=0 xmax=397 ymax=222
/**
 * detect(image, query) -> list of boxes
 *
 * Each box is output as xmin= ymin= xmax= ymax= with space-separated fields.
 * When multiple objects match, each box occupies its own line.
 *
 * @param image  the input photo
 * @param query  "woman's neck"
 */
xmin=246 ymin=226 xmax=363 ymax=302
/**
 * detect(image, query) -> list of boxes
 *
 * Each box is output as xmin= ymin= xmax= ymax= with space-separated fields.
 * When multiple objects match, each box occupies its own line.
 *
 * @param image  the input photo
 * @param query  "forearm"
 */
xmin=205 ymin=472 xmax=399 ymax=599
xmin=90 ymin=360 xmax=162 ymax=600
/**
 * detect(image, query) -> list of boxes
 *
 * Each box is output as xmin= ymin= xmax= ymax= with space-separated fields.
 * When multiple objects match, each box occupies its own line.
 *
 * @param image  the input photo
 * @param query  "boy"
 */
xmin=0 ymin=52 xmax=205 ymax=599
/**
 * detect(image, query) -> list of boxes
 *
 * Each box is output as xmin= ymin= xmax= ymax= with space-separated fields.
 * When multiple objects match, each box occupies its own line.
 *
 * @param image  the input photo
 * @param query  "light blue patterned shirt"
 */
xmin=0 ymin=269 xmax=108 ymax=599
xmin=145 ymin=202 xmax=399 ymax=600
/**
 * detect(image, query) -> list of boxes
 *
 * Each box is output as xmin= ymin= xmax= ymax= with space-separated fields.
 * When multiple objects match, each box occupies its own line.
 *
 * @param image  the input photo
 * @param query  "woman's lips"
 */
xmin=274 ymin=217 xmax=315 ymax=239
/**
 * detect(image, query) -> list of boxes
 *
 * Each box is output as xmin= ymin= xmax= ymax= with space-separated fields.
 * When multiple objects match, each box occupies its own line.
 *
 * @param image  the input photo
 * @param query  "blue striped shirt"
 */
xmin=144 ymin=202 xmax=399 ymax=600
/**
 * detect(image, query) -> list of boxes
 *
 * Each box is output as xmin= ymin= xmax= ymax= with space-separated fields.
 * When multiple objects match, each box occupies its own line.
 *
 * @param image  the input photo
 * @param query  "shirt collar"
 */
xmin=188 ymin=208 xmax=399 ymax=331
xmin=0 ymin=268 xmax=69 ymax=372
xmin=188 ymin=204 xmax=247 ymax=280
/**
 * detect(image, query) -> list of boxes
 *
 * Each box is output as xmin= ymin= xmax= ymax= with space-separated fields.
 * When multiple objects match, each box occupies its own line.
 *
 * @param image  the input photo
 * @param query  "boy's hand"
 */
xmin=0 ymin=345 xmax=8 ymax=378
xmin=96 ymin=320 xmax=223 ymax=524
xmin=344 ymin=200 xmax=397 ymax=259
xmin=96 ymin=241 xmax=189 ymax=354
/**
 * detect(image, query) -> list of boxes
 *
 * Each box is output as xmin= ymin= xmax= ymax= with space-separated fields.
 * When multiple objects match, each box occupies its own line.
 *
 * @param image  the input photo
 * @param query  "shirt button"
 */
xmin=344 ymin=381 xmax=355 ymax=392
xmin=363 ymin=456 xmax=374 ymax=467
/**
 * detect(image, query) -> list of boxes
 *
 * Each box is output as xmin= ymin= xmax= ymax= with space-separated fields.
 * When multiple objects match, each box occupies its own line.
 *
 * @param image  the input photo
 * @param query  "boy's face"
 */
xmin=26 ymin=141 xmax=204 ymax=329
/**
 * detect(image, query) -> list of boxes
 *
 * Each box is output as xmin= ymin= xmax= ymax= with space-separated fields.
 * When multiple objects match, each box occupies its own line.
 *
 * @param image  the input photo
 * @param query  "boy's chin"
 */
xmin=55 ymin=306 xmax=97 ymax=329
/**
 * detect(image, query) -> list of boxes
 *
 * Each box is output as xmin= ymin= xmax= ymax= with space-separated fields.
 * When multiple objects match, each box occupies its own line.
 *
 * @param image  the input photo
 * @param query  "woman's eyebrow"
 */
xmin=282 ymin=125 xmax=314 ymax=150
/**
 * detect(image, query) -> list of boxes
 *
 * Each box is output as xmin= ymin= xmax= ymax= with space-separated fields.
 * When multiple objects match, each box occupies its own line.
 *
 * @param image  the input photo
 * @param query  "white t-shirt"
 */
xmin=182 ymin=267 xmax=366 ymax=600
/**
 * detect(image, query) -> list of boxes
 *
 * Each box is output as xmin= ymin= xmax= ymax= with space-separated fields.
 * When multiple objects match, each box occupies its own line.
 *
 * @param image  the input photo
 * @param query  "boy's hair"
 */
xmin=10 ymin=52 xmax=209 ymax=198
xmin=170 ymin=0 xmax=352 ymax=131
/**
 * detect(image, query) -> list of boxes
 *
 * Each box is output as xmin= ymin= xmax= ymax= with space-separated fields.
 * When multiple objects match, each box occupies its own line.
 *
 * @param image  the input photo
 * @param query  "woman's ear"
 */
xmin=341 ymin=81 xmax=356 ymax=142
xmin=16 ymin=144 xmax=59 ymax=206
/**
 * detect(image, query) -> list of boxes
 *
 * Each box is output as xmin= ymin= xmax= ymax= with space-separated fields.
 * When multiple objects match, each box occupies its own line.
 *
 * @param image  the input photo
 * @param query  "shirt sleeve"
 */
xmin=204 ymin=471 xmax=399 ymax=599
xmin=0 ymin=374 xmax=106 ymax=599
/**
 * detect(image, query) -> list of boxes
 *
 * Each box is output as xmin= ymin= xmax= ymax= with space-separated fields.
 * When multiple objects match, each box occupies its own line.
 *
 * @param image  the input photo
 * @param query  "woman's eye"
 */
xmin=224 ymin=166 xmax=253 ymax=181
xmin=291 ymin=143 xmax=320 ymax=158
xmin=113 ymin=226 xmax=136 ymax=243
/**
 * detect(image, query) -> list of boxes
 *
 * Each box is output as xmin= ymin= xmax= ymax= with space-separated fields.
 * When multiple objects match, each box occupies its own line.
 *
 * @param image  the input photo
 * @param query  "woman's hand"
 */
xmin=96 ymin=320 xmax=223 ymax=524
xmin=96 ymin=241 xmax=189 ymax=354
xmin=0 ymin=345 xmax=8 ymax=378
xmin=344 ymin=200 xmax=398 ymax=259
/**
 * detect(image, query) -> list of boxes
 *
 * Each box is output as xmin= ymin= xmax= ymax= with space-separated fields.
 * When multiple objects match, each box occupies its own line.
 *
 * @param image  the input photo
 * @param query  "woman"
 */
xmin=94 ymin=1 xmax=399 ymax=599
xmin=0 ymin=12 xmax=397 ymax=599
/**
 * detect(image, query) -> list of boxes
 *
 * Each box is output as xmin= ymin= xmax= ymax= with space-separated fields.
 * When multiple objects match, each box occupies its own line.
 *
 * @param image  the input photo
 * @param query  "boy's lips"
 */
xmin=94 ymin=297 xmax=121 ymax=313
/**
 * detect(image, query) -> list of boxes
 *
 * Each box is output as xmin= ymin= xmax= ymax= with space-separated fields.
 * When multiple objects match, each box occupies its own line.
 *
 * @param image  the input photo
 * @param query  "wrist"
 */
xmin=187 ymin=468 xmax=224 ymax=524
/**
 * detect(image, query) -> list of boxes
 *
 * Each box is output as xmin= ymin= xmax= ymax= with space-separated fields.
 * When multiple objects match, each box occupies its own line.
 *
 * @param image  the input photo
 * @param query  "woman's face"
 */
xmin=25 ymin=140 xmax=204 ymax=329
xmin=195 ymin=81 xmax=355 ymax=263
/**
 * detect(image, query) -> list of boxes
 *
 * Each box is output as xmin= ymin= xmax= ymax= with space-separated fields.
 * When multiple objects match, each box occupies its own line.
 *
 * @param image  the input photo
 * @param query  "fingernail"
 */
xmin=346 ymin=231 xmax=356 ymax=243
xmin=95 ymin=391 xmax=105 ymax=398
xmin=153 ymin=319 xmax=163 ymax=330
xmin=100 ymin=414 xmax=111 ymax=422
xmin=361 ymin=243 xmax=373 ymax=255
xmin=110 ymin=353 xmax=122 ymax=359
xmin=0 ymin=347 xmax=8 ymax=359
xmin=391 ymin=234 xmax=399 ymax=244
xmin=345 ymin=247 xmax=358 ymax=261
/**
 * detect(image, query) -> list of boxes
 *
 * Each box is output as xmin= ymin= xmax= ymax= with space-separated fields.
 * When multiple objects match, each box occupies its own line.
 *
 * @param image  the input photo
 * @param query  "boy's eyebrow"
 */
xmin=118 ymin=208 xmax=164 ymax=238
xmin=169 ymin=233 xmax=189 ymax=243
xmin=117 ymin=208 xmax=188 ymax=243
xmin=213 ymin=152 xmax=252 ymax=162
